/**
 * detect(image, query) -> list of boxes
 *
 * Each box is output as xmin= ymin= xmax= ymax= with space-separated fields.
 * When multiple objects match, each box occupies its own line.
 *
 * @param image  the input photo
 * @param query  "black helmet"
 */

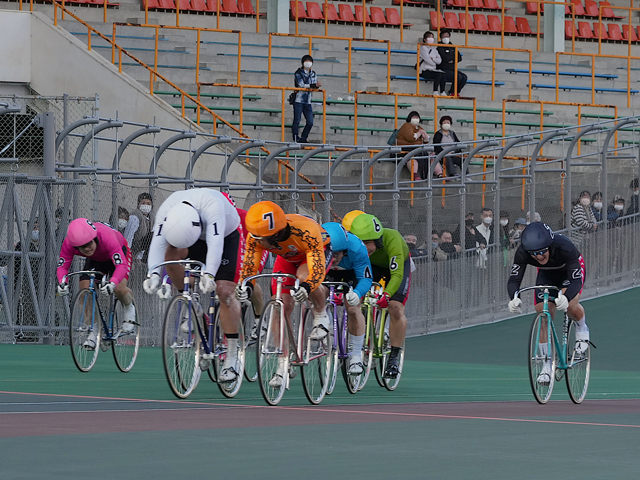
xmin=520 ymin=222 xmax=554 ymax=253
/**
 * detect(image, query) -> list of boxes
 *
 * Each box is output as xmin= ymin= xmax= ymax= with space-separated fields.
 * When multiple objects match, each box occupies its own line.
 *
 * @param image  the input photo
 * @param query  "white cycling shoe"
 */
xmin=348 ymin=354 xmax=364 ymax=376
xmin=574 ymin=329 xmax=590 ymax=355
xmin=310 ymin=310 xmax=330 ymax=340
xmin=537 ymin=362 xmax=552 ymax=386
xmin=83 ymin=331 xmax=97 ymax=350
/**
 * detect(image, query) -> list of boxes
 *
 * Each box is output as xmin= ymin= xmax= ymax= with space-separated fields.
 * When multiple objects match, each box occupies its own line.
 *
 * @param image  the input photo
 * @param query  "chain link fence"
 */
xmin=2 ymin=105 xmax=640 ymax=345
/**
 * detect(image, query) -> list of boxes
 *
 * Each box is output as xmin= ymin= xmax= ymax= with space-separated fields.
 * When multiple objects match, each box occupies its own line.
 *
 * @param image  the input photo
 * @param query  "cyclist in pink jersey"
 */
xmin=57 ymin=218 xmax=135 ymax=349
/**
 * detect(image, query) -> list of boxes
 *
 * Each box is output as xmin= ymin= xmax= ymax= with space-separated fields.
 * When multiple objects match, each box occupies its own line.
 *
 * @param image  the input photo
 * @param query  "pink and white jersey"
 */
xmin=57 ymin=222 xmax=131 ymax=285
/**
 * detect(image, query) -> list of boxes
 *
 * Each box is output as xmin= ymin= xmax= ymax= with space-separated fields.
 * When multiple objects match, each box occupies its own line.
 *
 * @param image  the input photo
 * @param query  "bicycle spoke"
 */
xmin=69 ymin=289 xmax=100 ymax=372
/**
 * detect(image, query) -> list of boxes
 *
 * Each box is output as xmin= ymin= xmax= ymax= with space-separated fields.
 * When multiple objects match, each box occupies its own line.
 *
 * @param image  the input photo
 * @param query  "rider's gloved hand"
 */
xmin=235 ymin=282 xmax=253 ymax=302
xmin=376 ymin=292 xmax=390 ymax=309
xmin=143 ymin=273 xmax=160 ymax=295
xmin=100 ymin=281 xmax=116 ymax=296
xmin=199 ymin=273 xmax=216 ymax=294
xmin=554 ymin=292 xmax=569 ymax=311
xmin=508 ymin=296 xmax=522 ymax=313
xmin=57 ymin=282 xmax=69 ymax=297
xmin=345 ymin=290 xmax=360 ymax=306
xmin=292 ymin=282 xmax=310 ymax=304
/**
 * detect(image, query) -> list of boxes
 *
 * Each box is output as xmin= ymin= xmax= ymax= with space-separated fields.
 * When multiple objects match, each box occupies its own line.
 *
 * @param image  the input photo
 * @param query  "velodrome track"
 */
xmin=1 ymin=288 xmax=639 ymax=479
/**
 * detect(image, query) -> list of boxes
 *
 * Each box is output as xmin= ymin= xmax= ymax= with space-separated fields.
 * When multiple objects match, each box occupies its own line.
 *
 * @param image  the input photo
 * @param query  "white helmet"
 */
xmin=163 ymin=202 xmax=202 ymax=248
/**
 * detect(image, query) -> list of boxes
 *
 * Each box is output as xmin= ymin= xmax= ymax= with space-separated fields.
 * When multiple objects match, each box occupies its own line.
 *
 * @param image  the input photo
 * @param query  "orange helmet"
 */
xmin=245 ymin=201 xmax=288 ymax=238
xmin=342 ymin=210 xmax=365 ymax=232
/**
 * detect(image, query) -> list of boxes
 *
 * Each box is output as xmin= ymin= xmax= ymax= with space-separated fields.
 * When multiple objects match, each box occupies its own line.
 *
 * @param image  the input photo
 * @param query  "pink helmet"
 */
xmin=67 ymin=218 xmax=98 ymax=247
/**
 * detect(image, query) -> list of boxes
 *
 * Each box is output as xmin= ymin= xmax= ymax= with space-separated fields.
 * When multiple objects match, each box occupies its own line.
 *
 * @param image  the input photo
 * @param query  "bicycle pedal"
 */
xmin=201 ymin=352 xmax=215 ymax=360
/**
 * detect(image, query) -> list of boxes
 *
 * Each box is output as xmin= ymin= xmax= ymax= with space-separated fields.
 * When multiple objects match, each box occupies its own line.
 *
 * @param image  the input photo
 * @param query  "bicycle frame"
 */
xmin=363 ymin=282 xmax=385 ymax=359
xmin=64 ymin=270 xmax=117 ymax=340
xmin=323 ymin=282 xmax=351 ymax=360
xmin=242 ymin=273 xmax=320 ymax=366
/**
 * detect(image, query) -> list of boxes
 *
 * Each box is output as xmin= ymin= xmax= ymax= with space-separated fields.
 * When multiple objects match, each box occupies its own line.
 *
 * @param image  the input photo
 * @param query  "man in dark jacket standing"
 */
xmin=437 ymin=29 xmax=467 ymax=97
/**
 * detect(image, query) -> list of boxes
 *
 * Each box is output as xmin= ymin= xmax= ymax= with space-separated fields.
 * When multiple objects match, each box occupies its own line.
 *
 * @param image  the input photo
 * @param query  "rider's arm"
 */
xmin=348 ymin=237 xmax=373 ymax=298
xmin=200 ymin=197 xmax=227 ymax=277
xmin=146 ymin=216 xmax=169 ymax=276
xmin=507 ymin=248 xmax=529 ymax=298
xmin=240 ymin=235 xmax=264 ymax=281
xmin=383 ymin=231 xmax=407 ymax=298
xmin=562 ymin=252 xmax=583 ymax=301
xmin=56 ymin=239 xmax=75 ymax=284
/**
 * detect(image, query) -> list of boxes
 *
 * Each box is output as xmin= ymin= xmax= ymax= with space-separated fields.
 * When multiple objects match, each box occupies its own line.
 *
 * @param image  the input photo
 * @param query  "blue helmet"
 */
xmin=520 ymin=222 xmax=554 ymax=253
xmin=322 ymin=222 xmax=349 ymax=252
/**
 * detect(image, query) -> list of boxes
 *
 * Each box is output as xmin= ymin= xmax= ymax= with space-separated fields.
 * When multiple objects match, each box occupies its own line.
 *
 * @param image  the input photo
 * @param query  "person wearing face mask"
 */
xmin=124 ymin=192 xmax=155 ymax=263
xmin=436 ymin=29 xmax=467 ymax=97
xmin=607 ymin=195 xmax=626 ymax=227
xmin=435 ymin=230 xmax=461 ymax=261
xmin=396 ymin=111 xmax=442 ymax=180
xmin=475 ymin=207 xmax=494 ymax=268
xmin=419 ymin=31 xmax=446 ymax=96
xmin=626 ymin=177 xmax=639 ymax=219
xmin=509 ymin=217 xmax=527 ymax=245
xmin=117 ymin=207 xmax=130 ymax=234
xmin=291 ymin=55 xmax=321 ymax=144
xmin=590 ymin=191 xmax=603 ymax=222
xmin=570 ymin=190 xmax=598 ymax=248
xmin=432 ymin=115 xmax=463 ymax=179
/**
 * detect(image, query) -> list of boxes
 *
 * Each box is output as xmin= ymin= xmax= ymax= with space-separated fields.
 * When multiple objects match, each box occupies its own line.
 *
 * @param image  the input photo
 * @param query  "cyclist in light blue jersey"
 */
xmin=323 ymin=222 xmax=373 ymax=375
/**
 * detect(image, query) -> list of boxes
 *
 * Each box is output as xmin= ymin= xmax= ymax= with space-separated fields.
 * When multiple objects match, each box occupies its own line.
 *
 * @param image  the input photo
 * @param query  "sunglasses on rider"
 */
xmin=527 ymin=247 xmax=549 ymax=257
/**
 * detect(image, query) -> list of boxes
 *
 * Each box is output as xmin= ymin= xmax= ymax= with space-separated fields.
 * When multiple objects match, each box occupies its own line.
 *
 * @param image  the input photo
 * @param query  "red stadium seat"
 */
xmin=459 ymin=12 xmax=476 ymax=30
xmin=444 ymin=12 xmax=461 ymax=29
xmin=503 ymin=16 xmax=517 ymax=33
xmin=144 ymin=0 xmax=160 ymax=8
xmin=607 ymin=23 xmax=622 ymax=41
xmin=370 ymin=7 xmax=387 ymax=25
xmin=487 ymin=14 xmax=501 ymax=32
xmin=385 ymin=8 xmax=409 ymax=27
xmin=565 ymin=20 xmax=577 ymax=38
xmin=306 ymin=2 xmax=323 ymax=20
xmin=237 ymin=0 xmax=256 ymax=14
xmin=592 ymin=22 xmax=608 ymax=40
xmin=473 ymin=14 xmax=489 ymax=32
xmin=338 ymin=4 xmax=356 ymax=22
xmin=222 ymin=0 xmax=239 ymax=13
xmin=449 ymin=0 xmax=466 ymax=7
xmin=157 ymin=0 xmax=176 ymax=9
xmin=622 ymin=24 xmax=638 ymax=42
xmin=584 ymin=0 xmax=599 ymax=17
xmin=322 ymin=3 xmax=338 ymax=21
xmin=354 ymin=5 xmax=372 ymax=23
xmin=599 ymin=1 xmax=623 ymax=19
xmin=570 ymin=0 xmax=586 ymax=16
xmin=577 ymin=21 xmax=594 ymax=38
xmin=290 ymin=0 xmax=306 ymax=18
xmin=429 ymin=10 xmax=446 ymax=29
xmin=189 ymin=0 xmax=206 ymax=10
xmin=516 ymin=17 xmax=533 ymax=34
xmin=468 ymin=0 xmax=483 ymax=9
xmin=526 ymin=2 xmax=542 ymax=15
xmin=174 ymin=0 xmax=191 ymax=10
xmin=483 ymin=0 xmax=502 ymax=11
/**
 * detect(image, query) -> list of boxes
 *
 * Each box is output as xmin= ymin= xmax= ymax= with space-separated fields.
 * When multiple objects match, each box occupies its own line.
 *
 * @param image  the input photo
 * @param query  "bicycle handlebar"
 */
xmin=148 ymin=259 xmax=206 ymax=277
xmin=62 ymin=270 xmax=106 ymax=285
xmin=513 ymin=285 xmax=561 ymax=299
xmin=241 ymin=273 xmax=300 ymax=290
xmin=322 ymin=281 xmax=354 ymax=293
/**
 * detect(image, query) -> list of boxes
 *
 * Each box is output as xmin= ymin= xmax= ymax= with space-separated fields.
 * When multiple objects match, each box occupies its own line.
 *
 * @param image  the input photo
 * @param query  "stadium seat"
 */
xmin=306 ymin=2 xmax=323 ymax=20
xmin=237 ymin=0 xmax=256 ymax=14
xmin=144 ymin=0 xmax=160 ymax=8
xmin=503 ymin=16 xmax=517 ymax=33
xmin=483 ymin=0 xmax=502 ymax=10
xmin=323 ymin=3 xmax=339 ymax=21
xmin=584 ymin=0 xmax=599 ymax=17
xmin=429 ymin=10 xmax=446 ymax=29
xmin=157 ymin=0 xmax=176 ymax=10
xmin=338 ymin=4 xmax=356 ymax=22
xmin=385 ymin=8 xmax=410 ymax=27
xmin=577 ymin=21 xmax=594 ymax=38
xmin=468 ymin=0 xmax=483 ymax=9
xmin=592 ymin=22 xmax=608 ymax=40
xmin=449 ymin=0 xmax=466 ymax=7
xmin=599 ymin=1 xmax=623 ymax=19
xmin=570 ymin=0 xmax=586 ymax=17
xmin=445 ymin=12 xmax=461 ymax=29
xmin=370 ymin=7 xmax=387 ymax=25
xmin=189 ymin=0 xmax=206 ymax=11
xmin=354 ymin=5 xmax=372 ymax=23
xmin=290 ymin=0 xmax=306 ymax=18
xmin=459 ymin=12 xmax=476 ymax=30
xmin=473 ymin=14 xmax=489 ymax=32
xmin=622 ymin=24 xmax=638 ymax=42
xmin=174 ymin=0 xmax=191 ymax=10
xmin=222 ymin=0 xmax=239 ymax=13
xmin=516 ymin=16 xmax=533 ymax=34
xmin=526 ymin=2 xmax=542 ymax=15
xmin=607 ymin=23 xmax=622 ymax=41
xmin=487 ymin=14 xmax=501 ymax=32
xmin=565 ymin=20 xmax=578 ymax=38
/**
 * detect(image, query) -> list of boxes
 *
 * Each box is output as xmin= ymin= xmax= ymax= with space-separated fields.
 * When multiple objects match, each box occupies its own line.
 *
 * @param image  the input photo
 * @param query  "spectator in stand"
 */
xmin=590 ymin=191 xmax=604 ymax=222
xmin=626 ymin=177 xmax=639 ymax=218
xmin=419 ymin=31 xmax=446 ymax=96
xmin=124 ymin=192 xmax=155 ymax=263
xmin=404 ymin=233 xmax=428 ymax=258
xmin=291 ymin=55 xmax=321 ymax=144
xmin=452 ymin=212 xmax=474 ymax=245
xmin=436 ymin=229 xmax=461 ymax=260
xmin=570 ymin=190 xmax=598 ymax=247
xmin=437 ymin=29 xmax=467 ymax=97
xmin=396 ymin=111 xmax=442 ymax=180
xmin=117 ymin=207 xmax=129 ymax=235
xmin=526 ymin=211 xmax=541 ymax=224
xmin=509 ymin=217 xmax=527 ymax=245
xmin=455 ymin=214 xmax=484 ymax=253
xmin=607 ymin=195 xmax=626 ymax=227
xmin=475 ymin=207 xmax=493 ymax=269
xmin=432 ymin=116 xmax=463 ymax=179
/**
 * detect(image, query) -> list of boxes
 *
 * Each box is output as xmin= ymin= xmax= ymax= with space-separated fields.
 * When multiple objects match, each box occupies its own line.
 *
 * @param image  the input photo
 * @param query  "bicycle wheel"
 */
xmin=112 ymin=299 xmax=140 ymax=373
xmin=162 ymin=295 xmax=202 ymax=399
xmin=382 ymin=338 xmax=405 ymax=392
xmin=325 ymin=303 xmax=340 ymax=396
xmin=528 ymin=312 xmax=556 ymax=404
xmin=257 ymin=300 xmax=288 ymax=406
xmin=69 ymin=289 xmax=100 ymax=372
xmin=565 ymin=319 xmax=590 ymax=404
xmin=242 ymin=302 xmax=259 ymax=382
xmin=213 ymin=309 xmax=246 ymax=398
xmin=301 ymin=307 xmax=331 ymax=405
xmin=342 ymin=318 xmax=365 ymax=395
xmin=357 ymin=310 xmax=375 ymax=392
xmin=374 ymin=308 xmax=388 ymax=388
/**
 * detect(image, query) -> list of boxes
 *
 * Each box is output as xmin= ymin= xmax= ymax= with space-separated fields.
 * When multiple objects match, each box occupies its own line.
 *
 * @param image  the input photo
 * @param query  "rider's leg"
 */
xmin=567 ymin=293 xmax=589 ymax=353
xmin=251 ymin=282 xmax=265 ymax=317
xmin=388 ymin=300 xmax=407 ymax=349
xmin=115 ymin=279 xmax=136 ymax=330
xmin=297 ymin=262 xmax=329 ymax=339
xmin=347 ymin=301 xmax=365 ymax=373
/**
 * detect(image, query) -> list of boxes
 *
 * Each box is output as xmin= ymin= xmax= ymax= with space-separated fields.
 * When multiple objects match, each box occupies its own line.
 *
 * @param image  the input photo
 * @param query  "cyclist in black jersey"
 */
xmin=507 ymin=222 xmax=590 ymax=385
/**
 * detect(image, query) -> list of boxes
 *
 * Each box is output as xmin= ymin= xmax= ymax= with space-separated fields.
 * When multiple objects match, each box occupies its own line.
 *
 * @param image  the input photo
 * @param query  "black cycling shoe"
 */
xmin=384 ymin=355 xmax=400 ymax=379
